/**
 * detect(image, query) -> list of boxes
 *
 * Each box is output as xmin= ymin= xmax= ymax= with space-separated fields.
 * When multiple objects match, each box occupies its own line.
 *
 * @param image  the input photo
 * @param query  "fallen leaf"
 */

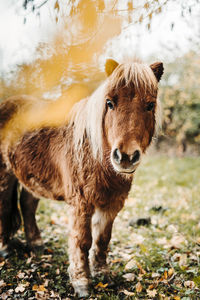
xmin=0 ymin=261 xmax=5 ymax=267
xmin=136 ymin=282 xmax=143 ymax=293
xmin=184 ymin=280 xmax=195 ymax=289
xmin=0 ymin=279 xmax=6 ymax=288
xmin=17 ymin=272 xmax=25 ymax=279
xmin=95 ymin=282 xmax=108 ymax=289
xmin=111 ymin=258 xmax=121 ymax=264
xmin=125 ymin=259 xmax=137 ymax=270
xmin=136 ymin=262 xmax=146 ymax=274
xmin=164 ymin=270 xmax=168 ymax=279
xmin=152 ymin=272 xmax=160 ymax=278
xmin=32 ymin=284 xmax=47 ymax=292
xmin=147 ymin=288 xmax=157 ymax=297
xmin=15 ymin=284 xmax=26 ymax=293
xmin=122 ymin=289 xmax=135 ymax=296
xmin=168 ymin=268 xmax=174 ymax=277
xmin=122 ymin=273 xmax=135 ymax=281
xmin=170 ymin=235 xmax=187 ymax=248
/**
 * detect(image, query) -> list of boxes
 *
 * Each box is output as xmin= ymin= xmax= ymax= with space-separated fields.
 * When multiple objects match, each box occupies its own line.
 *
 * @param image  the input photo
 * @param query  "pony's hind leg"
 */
xmin=19 ymin=188 xmax=43 ymax=250
xmin=0 ymin=159 xmax=21 ymax=256
xmin=89 ymin=208 xmax=119 ymax=277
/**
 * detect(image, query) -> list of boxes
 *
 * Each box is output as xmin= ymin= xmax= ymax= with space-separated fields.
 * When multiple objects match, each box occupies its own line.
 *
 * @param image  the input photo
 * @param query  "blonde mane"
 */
xmin=70 ymin=61 xmax=161 ymax=161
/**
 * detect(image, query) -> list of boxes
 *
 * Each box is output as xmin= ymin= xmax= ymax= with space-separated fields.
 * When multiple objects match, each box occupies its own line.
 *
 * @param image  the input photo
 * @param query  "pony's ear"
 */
xmin=105 ymin=59 xmax=119 ymax=77
xmin=150 ymin=62 xmax=164 ymax=82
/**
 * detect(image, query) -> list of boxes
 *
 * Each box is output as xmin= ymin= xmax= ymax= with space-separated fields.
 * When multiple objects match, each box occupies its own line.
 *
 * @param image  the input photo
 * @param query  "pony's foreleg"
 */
xmin=68 ymin=205 xmax=93 ymax=298
xmin=89 ymin=208 xmax=118 ymax=277
xmin=19 ymin=188 xmax=43 ymax=249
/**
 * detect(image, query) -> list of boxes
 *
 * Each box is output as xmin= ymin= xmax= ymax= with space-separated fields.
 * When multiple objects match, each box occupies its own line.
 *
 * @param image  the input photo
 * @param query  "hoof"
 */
xmin=74 ymin=284 xmax=89 ymax=298
xmin=28 ymin=238 xmax=44 ymax=252
xmin=70 ymin=276 xmax=90 ymax=298
xmin=91 ymin=264 xmax=110 ymax=278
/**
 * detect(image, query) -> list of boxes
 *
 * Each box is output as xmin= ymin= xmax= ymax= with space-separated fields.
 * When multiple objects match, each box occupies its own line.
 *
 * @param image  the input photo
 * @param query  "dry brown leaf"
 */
xmin=148 ymin=284 xmax=154 ymax=290
xmin=136 ymin=262 xmax=146 ymax=274
xmin=164 ymin=270 xmax=168 ymax=279
xmin=136 ymin=282 xmax=143 ymax=293
xmin=184 ymin=280 xmax=195 ymax=289
xmin=122 ymin=289 xmax=135 ymax=296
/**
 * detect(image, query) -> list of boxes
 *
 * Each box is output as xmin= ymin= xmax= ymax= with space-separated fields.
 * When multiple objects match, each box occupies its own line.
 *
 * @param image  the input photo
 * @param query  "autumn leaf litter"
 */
xmin=0 ymin=156 xmax=200 ymax=299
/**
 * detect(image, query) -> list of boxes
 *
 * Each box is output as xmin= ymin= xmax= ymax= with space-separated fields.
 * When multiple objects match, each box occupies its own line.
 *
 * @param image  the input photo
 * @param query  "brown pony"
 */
xmin=0 ymin=59 xmax=163 ymax=297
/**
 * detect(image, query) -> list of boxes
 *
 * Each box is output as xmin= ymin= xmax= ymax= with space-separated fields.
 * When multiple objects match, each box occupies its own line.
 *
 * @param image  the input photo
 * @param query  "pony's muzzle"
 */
xmin=112 ymin=148 xmax=141 ymax=173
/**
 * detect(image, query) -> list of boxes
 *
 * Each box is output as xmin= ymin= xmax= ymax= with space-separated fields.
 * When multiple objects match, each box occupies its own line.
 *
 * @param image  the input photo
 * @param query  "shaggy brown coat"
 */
xmin=0 ymin=59 xmax=163 ymax=297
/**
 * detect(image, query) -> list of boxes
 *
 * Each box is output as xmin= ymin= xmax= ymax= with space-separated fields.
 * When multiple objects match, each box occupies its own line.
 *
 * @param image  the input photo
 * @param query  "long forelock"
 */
xmin=108 ymin=62 xmax=158 ymax=96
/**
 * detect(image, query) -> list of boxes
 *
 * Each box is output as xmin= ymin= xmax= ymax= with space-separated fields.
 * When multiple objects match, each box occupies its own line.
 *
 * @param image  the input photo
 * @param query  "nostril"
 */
xmin=113 ymin=148 xmax=122 ymax=164
xmin=130 ymin=150 xmax=140 ymax=164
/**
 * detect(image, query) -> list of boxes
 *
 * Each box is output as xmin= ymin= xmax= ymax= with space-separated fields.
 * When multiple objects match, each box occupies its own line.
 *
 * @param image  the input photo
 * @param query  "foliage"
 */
xmin=159 ymin=51 xmax=200 ymax=148
xmin=0 ymin=156 xmax=200 ymax=298
xmin=1 ymin=1 xmax=200 ymax=148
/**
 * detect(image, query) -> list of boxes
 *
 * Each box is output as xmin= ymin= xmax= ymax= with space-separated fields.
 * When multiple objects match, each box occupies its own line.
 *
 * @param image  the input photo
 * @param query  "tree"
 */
xmin=159 ymin=50 xmax=200 ymax=150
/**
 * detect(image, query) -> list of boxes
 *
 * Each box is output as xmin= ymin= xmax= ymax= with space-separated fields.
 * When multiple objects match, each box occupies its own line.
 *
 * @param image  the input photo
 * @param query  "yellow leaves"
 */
xmin=164 ymin=270 xmax=168 ymax=280
xmin=95 ymin=282 xmax=108 ymax=289
xmin=168 ymin=268 xmax=174 ymax=277
xmin=32 ymin=284 xmax=47 ymax=292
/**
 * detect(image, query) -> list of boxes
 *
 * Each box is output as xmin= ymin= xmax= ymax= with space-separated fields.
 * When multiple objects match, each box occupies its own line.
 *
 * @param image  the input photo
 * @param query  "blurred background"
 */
xmin=0 ymin=0 xmax=200 ymax=154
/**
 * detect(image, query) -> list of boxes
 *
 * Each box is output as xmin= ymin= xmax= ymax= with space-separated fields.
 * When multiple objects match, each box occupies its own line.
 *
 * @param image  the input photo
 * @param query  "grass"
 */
xmin=0 ymin=155 xmax=200 ymax=299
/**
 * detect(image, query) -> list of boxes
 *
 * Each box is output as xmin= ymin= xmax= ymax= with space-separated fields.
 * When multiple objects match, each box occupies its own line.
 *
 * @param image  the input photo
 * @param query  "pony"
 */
xmin=0 ymin=58 xmax=163 ymax=297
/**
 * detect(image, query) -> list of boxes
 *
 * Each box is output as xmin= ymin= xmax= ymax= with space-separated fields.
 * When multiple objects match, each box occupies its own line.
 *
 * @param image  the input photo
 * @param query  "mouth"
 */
xmin=120 ymin=169 xmax=136 ymax=174
xmin=111 ymin=163 xmax=138 ymax=175
xmin=110 ymin=157 xmax=140 ymax=175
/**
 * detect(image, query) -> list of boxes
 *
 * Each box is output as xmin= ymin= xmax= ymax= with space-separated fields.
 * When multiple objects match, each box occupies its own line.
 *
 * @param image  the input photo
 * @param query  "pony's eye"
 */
xmin=146 ymin=102 xmax=155 ymax=111
xmin=106 ymin=99 xmax=114 ymax=110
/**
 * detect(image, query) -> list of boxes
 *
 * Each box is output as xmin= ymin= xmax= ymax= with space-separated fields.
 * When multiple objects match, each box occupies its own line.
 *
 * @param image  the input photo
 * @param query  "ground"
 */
xmin=0 ymin=155 xmax=200 ymax=299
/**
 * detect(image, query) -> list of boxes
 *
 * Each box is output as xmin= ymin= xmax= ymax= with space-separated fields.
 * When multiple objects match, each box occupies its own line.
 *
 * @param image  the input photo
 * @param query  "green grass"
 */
xmin=0 ymin=156 xmax=200 ymax=299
